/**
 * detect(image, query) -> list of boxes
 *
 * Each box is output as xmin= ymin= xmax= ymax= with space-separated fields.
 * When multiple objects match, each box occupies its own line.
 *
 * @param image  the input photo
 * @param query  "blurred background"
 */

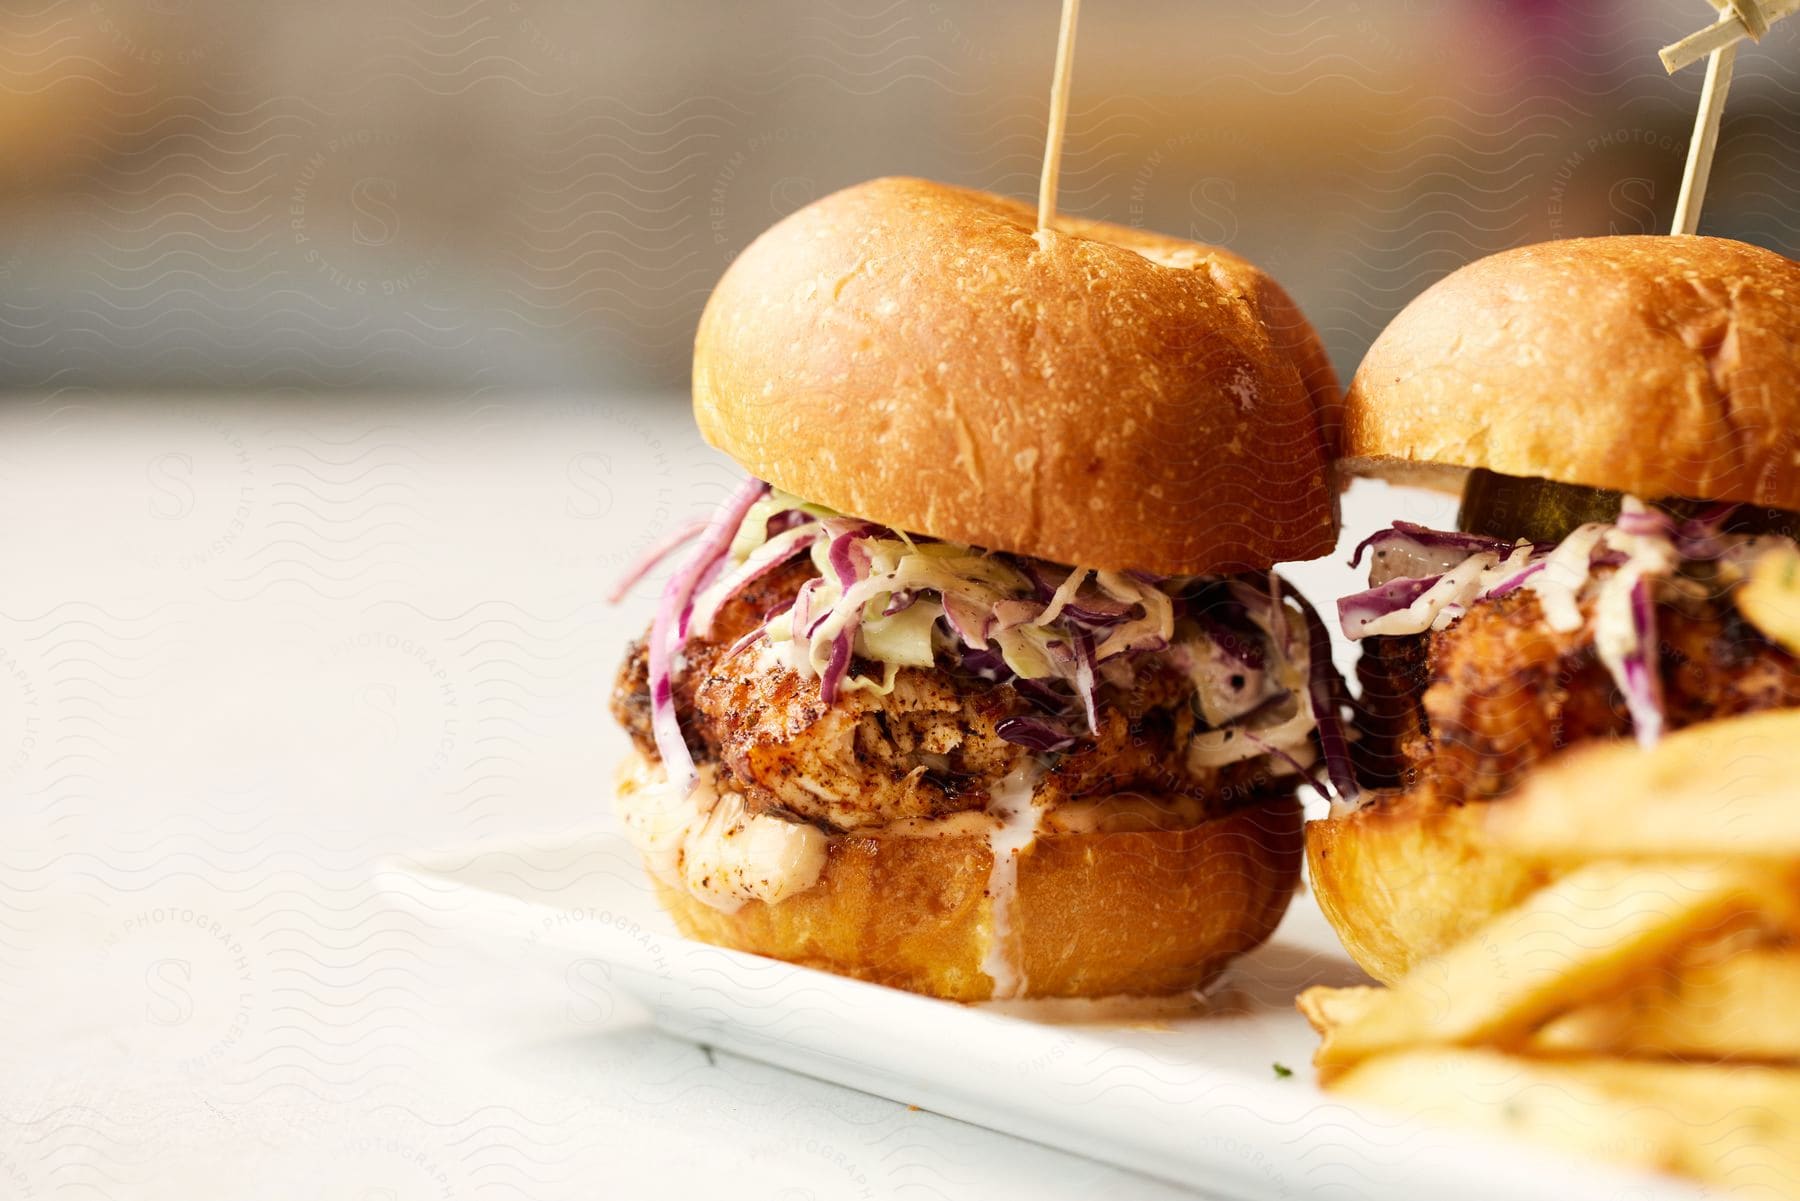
xmin=3 ymin=0 xmax=1798 ymax=396
xmin=4 ymin=7 xmax=1799 ymax=1192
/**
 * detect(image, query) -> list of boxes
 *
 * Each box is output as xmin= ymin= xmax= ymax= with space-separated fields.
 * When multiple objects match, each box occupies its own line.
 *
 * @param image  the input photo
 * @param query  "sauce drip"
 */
xmin=979 ymin=762 xmax=1047 ymax=1000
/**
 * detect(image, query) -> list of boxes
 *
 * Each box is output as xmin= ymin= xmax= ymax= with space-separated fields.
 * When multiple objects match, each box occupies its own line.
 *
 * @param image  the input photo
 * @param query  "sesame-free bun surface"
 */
xmin=622 ymin=752 xmax=1303 ymax=1001
xmin=693 ymin=176 xmax=1340 ymax=576
xmin=1305 ymin=784 xmax=1555 ymax=985
xmin=1344 ymin=236 xmax=1800 ymax=510
xmin=1307 ymin=708 xmax=1800 ymax=983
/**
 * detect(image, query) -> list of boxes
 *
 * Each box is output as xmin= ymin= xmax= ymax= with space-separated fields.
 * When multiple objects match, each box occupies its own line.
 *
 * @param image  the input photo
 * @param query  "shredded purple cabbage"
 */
xmin=1284 ymin=580 xmax=1359 ymax=803
xmin=629 ymin=478 xmax=1357 ymax=800
xmin=1619 ymin=576 xmax=1664 ymax=749
xmin=1337 ymin=503 xmax=1767 ymax=755
xmin=995 ymin=715 xmax=1077 ymax=753
xmin=1484 ymin=560 xmax=1545 ymax=598
xmin=1336 ymin=575 xmax=1441 ymax=638
xmin=645 ymin=478 xmax=771 ymax=790
xmin=819 ymin=630 xmax=853 ymax=704
xmin=1348 ymin=520 xmax=1521 ymax=569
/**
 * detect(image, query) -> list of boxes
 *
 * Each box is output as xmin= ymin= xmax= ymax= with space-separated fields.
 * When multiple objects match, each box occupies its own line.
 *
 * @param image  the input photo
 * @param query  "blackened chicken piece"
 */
xmin=611 ymin=563 xmax=1279 ymax=831
xmin=610 ymin=559 xmax=817 ymax=761
xmin=1355 ymin=585 xmax=1800 ymax=805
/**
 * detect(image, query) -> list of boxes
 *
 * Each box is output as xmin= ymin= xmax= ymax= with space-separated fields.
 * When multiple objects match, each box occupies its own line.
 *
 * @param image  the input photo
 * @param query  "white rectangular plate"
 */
xmin=390 ymin=830 xmax=1706 ymax=1201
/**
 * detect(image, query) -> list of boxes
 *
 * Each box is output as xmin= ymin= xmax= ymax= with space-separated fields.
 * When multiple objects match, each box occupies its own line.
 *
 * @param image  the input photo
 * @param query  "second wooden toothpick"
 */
xmin=1036 ymin=0 xmax=1083 ymax=235
xmin=1671 ymin=39 xmax=1738 ymax=235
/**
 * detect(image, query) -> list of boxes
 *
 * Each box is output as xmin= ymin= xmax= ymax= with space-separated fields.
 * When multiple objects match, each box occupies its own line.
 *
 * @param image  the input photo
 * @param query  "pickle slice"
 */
xmin=1456 ymin=469 xmax=1623 ymax=543
xmin=1719 ymin=503 xmax=1800 ymax=542
xmin=1457 ymin=468 xmax=1800 ymax=543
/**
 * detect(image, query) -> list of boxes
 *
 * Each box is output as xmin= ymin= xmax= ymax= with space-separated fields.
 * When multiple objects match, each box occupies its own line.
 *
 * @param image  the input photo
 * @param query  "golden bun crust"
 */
xmin=1305 ymin=786 xmax=1555 ymax=985
xmin=694 ymin=176 xmax=1340 ymax=576
xmin=1345 ymin=235 xmax=1800 ymax=511
xmin=656 ymin=794 xmax=1304 ymax=1002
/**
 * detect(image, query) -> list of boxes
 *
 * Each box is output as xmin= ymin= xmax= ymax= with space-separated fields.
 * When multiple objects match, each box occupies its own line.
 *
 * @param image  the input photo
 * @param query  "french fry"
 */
xmin=1553 ymin=1058 xmax=1800 ymax=1196
xmin=1533 ymin=948 xmax=1800 ymax=1062
xmin=1312 ymin=861 xmax=1763 ymax=1075
xmin=1297 ymin=985 xmax=1382 ymax=1068
xmin=1308 ymin=945 xmax=1800 ymax=1064
xmin=1737 ymin=542 xmax=1800 ymax=656
xmin=1487 ymin=710 xmax=1800 ymax=860
xmin=1331 ymin=1048 xmax=1685 ymax=1175
xmin=1295 ymin=984 xmax=1380 ymax=1037
xmin=1334 ymin=1050 xmax=1800 ymax=1192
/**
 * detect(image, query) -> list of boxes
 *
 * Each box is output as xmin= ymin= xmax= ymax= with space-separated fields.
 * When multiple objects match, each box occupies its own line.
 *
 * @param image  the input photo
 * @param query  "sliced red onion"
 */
xmin=1483 ymin=560 xmax=1545 ymax=598
xmin=1034 ymin=567 xmax=1090 ymax=626
xmin=1614 ymin=508 xmax=1672 ymax=538
xmin=1062 ymin=597 xmax=1137 ymax=626
xmin=723 ymin=599 xmax=795 ymax=662
xmin=1669 ymin=507 xmax=1737 ymax=562
xmin=687 ymin=524 xmax=824 ymax=638
xmin=646 ymin=478 xmax=771 ymax=790
xmin=991 ymin=597 xmax=1046 ymax=632
xmin=1021 ymin=561 xmax=1060 ymax=601
xmin=606 ymin=519 xmax=709 ymax=604
xmin=941 ymin=592 xmax=991 ymax=648
xmin=791 ymin=577 xmax=823 ymax=637
xmin=1285 ymin=581 xmax=1359 ymax=804
xmin=1348 ymin=521 xmax=1518 ymax=569
xmin=1336 ymin=575 xmax=1441 ymax=639
xmin=765 ymin=509 xmax=815 ymax=536
xmin=1187 ymin=590 xmax=1267 ymax=670
xmin=956 ymin=646 xmax=1009 ymax=682
xmin=1094 ymin=626 xmax=1168 ymax=661
xmin=826 ymin=521 xmax=878 ymax=589
xmin=818 ymin=630 xmax=853 ymax=704
xmin=996 ymin=715 xmax=1076 ymax=753
xmin=1071 ymin=630 xmax=1099 ymax=735
xmin=1619 ymin=576 xmax=1665 ymax=748
xmin=1010 ymin=676 xmax=1067 ymax=712
xmin=882 ymin=589 xmax=918 ymax=616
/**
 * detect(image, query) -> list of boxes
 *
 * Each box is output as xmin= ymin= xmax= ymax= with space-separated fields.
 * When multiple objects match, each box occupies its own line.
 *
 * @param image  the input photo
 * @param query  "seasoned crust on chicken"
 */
xmin=1353 ymin=580 xmax=1800 ymax=804
xmin=611 ymin=561 xmax=1285 ymax=832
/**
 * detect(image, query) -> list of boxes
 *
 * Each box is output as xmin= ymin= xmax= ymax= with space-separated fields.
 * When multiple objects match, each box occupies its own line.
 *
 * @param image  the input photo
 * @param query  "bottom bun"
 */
xmin=1305 ymin=784 xmax=1556 ymax=985
xmin=634 ymin=767 xmax=1303 ymax=1002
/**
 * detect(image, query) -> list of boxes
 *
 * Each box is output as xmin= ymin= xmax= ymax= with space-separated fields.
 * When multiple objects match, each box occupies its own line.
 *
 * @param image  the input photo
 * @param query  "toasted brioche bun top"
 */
xmin=1345 ymin=235 xmax=1800 ymax=510
xmin=693 ymin=177 xmax=1340 ymax=576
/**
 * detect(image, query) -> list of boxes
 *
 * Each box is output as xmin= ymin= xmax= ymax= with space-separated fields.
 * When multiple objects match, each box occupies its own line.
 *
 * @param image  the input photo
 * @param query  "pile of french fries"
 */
xmin=1300 ymin=707 xmax=1800 ymax=1195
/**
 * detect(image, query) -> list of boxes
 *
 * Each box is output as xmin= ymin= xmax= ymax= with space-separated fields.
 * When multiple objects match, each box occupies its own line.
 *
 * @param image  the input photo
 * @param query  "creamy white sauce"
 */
xmin=1524 ymin=522 xmax=1609 ymax=632
xmin=618 ymin=752 xmax=1217 ymax=986
xmin=1367 ymin=540 xmax=1491 ymax=587
xmin=873 ymin=791 xmax=1214 ymax=840
xmin=979 ymin=762 xmax=1047 ymax=1000
xmin=1170 ymin=636 xmax=1270 ymax=728
xmin=1186 ymin=597 xmax=1317 ymax=772
xmin=1353 ymin=546 xmax=1536 ymax=638
xmin=614 ymin=757 xmax=827 ymax=913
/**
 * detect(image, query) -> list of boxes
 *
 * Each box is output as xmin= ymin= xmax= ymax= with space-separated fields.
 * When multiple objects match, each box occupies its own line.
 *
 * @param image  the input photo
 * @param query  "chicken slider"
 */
xmin=611 ymin=177 xmax=1347 ymax=1000
xmin=1310 ymin=235 xmax=1800 ymax=982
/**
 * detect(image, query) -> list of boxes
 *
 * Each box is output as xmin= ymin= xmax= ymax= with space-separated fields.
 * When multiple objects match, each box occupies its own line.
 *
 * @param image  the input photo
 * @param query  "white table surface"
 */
xmin=0 ymin=393 xmax=1452 ymax=1200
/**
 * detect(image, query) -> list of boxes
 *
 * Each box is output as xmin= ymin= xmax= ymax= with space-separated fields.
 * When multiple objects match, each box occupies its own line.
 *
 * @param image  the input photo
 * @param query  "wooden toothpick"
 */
xmin=1671 ymin=39 xmax=1739 ymax=234
xmin=1036 ymin=0 xmax=1083 ymax=234
xmin=1663 ymin=0 xmax=1791 ymax=235
xmin=1661 ymin=0 xmax=1793 ymax=72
